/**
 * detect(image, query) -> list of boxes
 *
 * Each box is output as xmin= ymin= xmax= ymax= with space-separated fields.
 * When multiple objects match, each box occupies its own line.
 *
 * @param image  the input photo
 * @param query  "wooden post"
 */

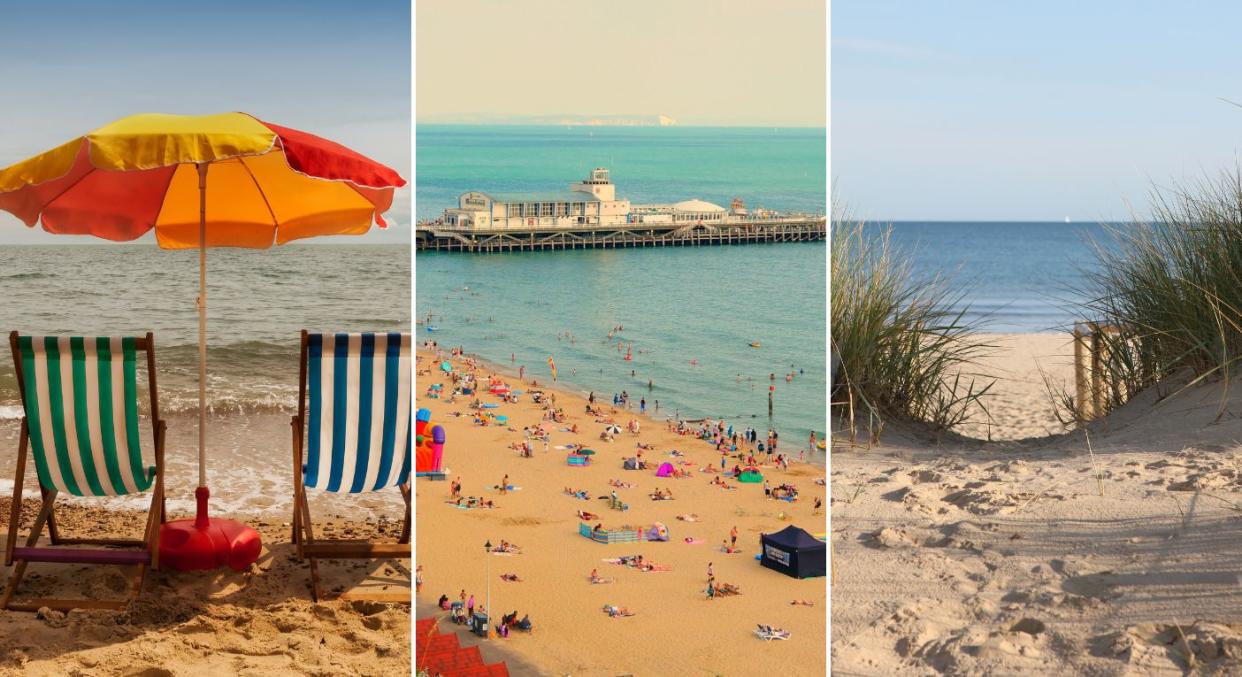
xmin=1073 ymin=324 xmax=1089 ymax=420
xmin=1090 ymin=325 xmax=1106 ymax=417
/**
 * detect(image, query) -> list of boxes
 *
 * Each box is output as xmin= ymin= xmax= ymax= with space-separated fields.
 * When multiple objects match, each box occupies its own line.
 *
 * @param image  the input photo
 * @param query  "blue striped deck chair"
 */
xmin=4 ymin=332 xmax=167 ymax=612
xmin=291 ymin=331 xmax=411 ymax=602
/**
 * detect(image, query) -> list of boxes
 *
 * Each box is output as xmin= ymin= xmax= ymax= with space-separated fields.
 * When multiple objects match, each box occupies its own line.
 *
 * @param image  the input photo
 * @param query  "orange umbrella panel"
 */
xmin=0 ymin=112 xmax=405 ymax=247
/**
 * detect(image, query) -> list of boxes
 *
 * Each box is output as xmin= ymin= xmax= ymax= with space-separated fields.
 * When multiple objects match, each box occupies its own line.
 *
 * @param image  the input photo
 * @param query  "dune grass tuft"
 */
xmin=1082 ymin=167 xmax=1242 ymax=415
xmin=830 ymin=216 xmax=994 ymax=441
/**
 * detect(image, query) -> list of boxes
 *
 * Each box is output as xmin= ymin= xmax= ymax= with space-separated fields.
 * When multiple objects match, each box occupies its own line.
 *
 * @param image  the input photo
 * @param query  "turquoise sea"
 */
xmin=416 ymin=125 xmax=828 ymax=454
xmin=415 ymin=125 xmax=827 ymax=220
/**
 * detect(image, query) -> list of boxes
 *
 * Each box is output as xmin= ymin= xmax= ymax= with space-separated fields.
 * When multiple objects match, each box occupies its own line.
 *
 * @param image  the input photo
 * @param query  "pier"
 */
xmin=415 ymin=216 xmax=826 ymax=253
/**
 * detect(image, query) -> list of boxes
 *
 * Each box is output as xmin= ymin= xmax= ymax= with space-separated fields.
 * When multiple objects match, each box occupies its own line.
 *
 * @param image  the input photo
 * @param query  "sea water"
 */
xmin=415 ymin=125 xmax=827 ymax=220
xmin=881 ymin=222 xmax=1112 ymax=333
xmin=0 ymin=244 xmax=410 ymax=414
xmin=0 ymin=244 xmax=410 ymax=516
xmin=416 ymin=125 xmax=828 ymax=456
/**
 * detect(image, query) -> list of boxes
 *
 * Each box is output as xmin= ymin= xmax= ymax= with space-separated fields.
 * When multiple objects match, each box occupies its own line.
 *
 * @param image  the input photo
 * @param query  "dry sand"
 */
xmin=832 ymin=332 xmax=1242 ymax=675
xmin=955 ymin=333 xmax=1077 ymax=441
xmin=0 ymin=502 xmax=410 ymax=676
xmin=415 ymin=349 xmax=827 ymax=676
xmin=0 ymin=414 xmax=411 ymax=676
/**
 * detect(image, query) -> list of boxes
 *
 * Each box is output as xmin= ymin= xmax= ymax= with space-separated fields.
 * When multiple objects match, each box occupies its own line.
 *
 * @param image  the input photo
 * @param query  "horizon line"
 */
xmin=415 ymin=121 xmax=826 ymax=130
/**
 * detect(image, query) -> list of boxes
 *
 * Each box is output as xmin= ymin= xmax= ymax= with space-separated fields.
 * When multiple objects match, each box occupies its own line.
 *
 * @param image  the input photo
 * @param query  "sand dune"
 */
xmin=832 ymin=333 xmax=1242 ymax=675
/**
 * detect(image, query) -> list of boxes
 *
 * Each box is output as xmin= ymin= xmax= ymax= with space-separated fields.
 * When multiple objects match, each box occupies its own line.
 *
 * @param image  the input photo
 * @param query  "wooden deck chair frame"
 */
xmin=290 ymin=330 xmax=411 ymax=603
xmin=3 ymin=331 xmax=166 ymax=612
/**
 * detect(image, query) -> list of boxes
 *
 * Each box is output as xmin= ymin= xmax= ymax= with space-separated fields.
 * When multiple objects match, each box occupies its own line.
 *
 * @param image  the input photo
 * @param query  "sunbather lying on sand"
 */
xmin=496 ymin=540 xmax=521 ymax=553
xmin=500 ymin=574 xmax=522 ymax=582
xmin=450 ymin=496 xmax=499 ymax=509
xmin=676 ymin=513 xmax=699 ymax=522
xmin=577 ymin=510 xmax=600 ymax=520
xmin=789 ymin=600 xmax=815 ymax=606
xmin=714 ymin=582 xmax=741 ymax=596
xmin=604 ymin=604 xmax=635 ymax=617
xmin=609 ymin=479 xmax=635 ymax=489
xmin=564 ymin=487 xmax=591 ymax=499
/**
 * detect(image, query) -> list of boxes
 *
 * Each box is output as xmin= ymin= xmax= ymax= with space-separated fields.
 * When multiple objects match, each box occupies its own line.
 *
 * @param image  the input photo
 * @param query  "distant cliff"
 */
xmin=418 ymin=114 xmax=676 ymax=127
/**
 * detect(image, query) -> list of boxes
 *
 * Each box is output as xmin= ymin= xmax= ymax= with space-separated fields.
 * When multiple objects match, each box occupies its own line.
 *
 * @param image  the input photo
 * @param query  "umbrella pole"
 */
xmin=196 ymin=163 xmax=209 ymax=527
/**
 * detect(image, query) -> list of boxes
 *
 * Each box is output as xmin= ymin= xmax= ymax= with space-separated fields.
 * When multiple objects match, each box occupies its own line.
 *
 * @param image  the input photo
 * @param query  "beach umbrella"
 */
xmin=0 ymin=113 xmax=405 ymax=571
xmin=605 ymin=424 xmax=622 ymax=435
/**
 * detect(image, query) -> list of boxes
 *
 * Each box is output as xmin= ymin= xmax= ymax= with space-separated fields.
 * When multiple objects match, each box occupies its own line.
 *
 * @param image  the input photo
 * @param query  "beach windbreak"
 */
xmin=0 ymin=112 xmax=406 ymax=247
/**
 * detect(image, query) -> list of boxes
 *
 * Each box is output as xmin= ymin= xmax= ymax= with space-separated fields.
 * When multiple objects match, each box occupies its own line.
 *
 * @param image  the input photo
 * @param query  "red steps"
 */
xmin=415 ymin=617 xmax=509 ymax=677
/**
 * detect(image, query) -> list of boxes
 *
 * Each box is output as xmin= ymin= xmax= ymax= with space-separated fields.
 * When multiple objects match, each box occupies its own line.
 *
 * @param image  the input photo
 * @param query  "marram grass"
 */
xmin=1082 ymin=168 xmax=1242 ymax=416
xmin=830 ymin=219 xmax=994 ymax=441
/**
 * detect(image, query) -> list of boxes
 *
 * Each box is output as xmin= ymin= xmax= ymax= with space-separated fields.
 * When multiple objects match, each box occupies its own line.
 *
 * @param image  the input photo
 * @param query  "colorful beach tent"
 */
xmin=760 ymin=525 xmax=826 ymax=579
xmin=0 ymin=112 xmax=405 ymax=571
xmin=655 ymin=462 xmax=675 ymax=477
xmin=623 ymin=458 xmax=639 ymax=470
xmin=738 ymin=470 xmax=763 ymax=483
xmin=647 ymin=522 xmax=669 ymax=541
xmin=415 ymin=408 xmax=446 ymax=474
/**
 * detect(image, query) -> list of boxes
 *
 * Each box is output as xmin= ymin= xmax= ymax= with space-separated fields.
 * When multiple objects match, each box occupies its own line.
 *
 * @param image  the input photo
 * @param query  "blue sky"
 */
xmin=834 ymin=2 xmax=1242 ymax=221
xmin=0 ymin=0 xmax=410 ymax=243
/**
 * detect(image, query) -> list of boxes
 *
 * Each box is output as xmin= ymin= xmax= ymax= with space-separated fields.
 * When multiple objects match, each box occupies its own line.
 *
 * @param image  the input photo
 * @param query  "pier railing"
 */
xmin=416 ymin=216 xmax=826 ymax=252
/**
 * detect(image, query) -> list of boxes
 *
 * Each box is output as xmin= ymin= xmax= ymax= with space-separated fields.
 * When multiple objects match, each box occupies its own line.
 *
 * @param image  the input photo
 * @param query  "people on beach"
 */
xmin=420 ymin=344 xmax=821 ymax=642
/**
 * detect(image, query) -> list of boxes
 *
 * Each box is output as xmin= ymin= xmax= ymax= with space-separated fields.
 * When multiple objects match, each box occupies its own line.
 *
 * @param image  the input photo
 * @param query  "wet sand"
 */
xmin=0 ymin=413 xmax=406 ymax=520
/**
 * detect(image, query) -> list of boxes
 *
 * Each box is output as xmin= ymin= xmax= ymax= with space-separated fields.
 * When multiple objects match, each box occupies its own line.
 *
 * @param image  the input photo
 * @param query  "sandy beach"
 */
xmin=0 ymin=497 xmax=410 ymax=676
xmin=0 ymin=413 xmax=410 ymax=676
xmin=414 ymin=348 xmax=827 ymax=676
xmin=832 ymin=332 xmax=1242 ymax=675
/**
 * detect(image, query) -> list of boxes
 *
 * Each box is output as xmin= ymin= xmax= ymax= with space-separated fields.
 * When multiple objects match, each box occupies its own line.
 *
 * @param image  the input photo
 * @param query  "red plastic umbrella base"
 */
xmin=159 ymin=487 xmax=262 ymax=571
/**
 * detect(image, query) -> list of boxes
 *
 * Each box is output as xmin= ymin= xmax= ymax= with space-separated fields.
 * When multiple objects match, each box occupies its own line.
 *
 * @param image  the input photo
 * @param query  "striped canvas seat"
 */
xmin=304 ymin=332 xmax=412 ymax=493
xmin=16 ymin=336 xmax=155 ymax=497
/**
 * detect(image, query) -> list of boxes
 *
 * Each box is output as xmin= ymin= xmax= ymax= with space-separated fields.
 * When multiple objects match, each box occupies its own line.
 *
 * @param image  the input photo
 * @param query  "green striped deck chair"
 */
xmin=291 ymin=331 xmax=411 ymax=602
xmin=3 ymin=332 xmax=167 ymax=612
